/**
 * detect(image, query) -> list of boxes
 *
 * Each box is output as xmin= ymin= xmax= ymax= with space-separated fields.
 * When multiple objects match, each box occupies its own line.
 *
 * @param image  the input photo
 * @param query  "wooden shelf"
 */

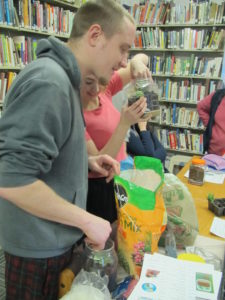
xmin=149 ymin=122 xmax=205 ymax=131
xmin=0 ymin=66 xmax=22 ymax=71
xmin=130 ymin=48 xmax=224 ymax=53
xmin=43 ymin=0 xmax=80 ymax=10
xmin=165 ymin=147 xmax=203 ymax=155
xmin=159 ymin=99 xmax=198 ymax=105
xmin=151 ymin=74 xmax=222 ymax=80
xmin=0 ymin=24 xmax=70 ymax=39
xmin=137 ymin=23 xmax=225 ymax=28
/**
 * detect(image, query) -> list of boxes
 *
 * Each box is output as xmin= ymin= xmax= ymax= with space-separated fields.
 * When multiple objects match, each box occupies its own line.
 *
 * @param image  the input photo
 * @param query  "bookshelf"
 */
xmin=0 ymin=0 xmax=80 ymax=109
xmin=127 ymin=0 xmax=225 ymax=156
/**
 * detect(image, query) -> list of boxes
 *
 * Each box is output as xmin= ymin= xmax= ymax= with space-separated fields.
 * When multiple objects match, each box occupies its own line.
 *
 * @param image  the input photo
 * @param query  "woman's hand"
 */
xmin=130 ymin=54 xmax=152 ymax=80
xmin=138 ymin=121 xmax=147 ymax=131
xmin=120 ymin=97 xmax=147 ymax=127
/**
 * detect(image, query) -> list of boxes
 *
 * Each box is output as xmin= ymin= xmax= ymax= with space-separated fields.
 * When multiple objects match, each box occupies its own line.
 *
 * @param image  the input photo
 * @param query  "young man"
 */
xmin=0 ymin=1 xmax=136 ymax=299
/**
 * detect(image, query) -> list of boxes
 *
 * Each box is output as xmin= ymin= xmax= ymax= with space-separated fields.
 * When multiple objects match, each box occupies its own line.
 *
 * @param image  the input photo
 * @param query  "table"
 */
xmin=177 ymin=156 xmax=225 ymax=241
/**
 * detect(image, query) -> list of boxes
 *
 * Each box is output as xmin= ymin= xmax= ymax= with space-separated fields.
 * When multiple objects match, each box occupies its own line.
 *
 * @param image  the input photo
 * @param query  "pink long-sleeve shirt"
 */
xmin=84 ymin=72 xmax=127 ymax=178
xmin=197 ymin=92 xmax=225 ymax=155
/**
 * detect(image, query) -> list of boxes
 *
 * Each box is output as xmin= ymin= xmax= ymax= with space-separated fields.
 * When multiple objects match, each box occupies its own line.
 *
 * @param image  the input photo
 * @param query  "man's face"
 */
xmin=93 ymin=17 xmax=136 ymax=82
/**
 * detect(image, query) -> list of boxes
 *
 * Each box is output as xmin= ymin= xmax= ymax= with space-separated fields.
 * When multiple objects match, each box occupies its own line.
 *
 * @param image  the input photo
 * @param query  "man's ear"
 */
xmin=87 ymin=24 xmax=104 ymax=47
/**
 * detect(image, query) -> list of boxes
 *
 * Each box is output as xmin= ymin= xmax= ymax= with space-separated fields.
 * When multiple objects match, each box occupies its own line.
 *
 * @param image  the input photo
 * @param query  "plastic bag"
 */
xmin=114 ymin=156 xmax=167 ymax=278
xmin=162 ymin=173 xmax=199 ymax=248
xmin=59 ymin=269 xmax=111 ymax=300
xmin=203 ymin=153 xmax=225 ymax=170
xmin=185 ymin=247 xmax=222 ymax=271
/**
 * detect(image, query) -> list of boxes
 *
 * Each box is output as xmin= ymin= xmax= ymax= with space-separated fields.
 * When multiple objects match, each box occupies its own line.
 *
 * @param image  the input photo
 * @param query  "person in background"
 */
xmin=127 ymin=121 xmax=167 ymax=165
xmin=81 ymin=53 xmax=151 ymax=223
xmin=0 ymin=1 xmax=136 ymax=299
xmin=197 ymin=91 xmax=225 ymax=156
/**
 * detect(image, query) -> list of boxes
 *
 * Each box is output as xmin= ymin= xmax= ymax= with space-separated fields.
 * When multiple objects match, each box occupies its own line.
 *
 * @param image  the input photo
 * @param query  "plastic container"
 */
xmin=125 ymin=79 xmax=160 ymax=119
xmin=165 ymin=226 xmax=177 ymax=258
xmin=188 ymin=158 xmax=206 ymax=186
xmin=208 ymin=198 xmax=225 ymax=216
xmin=83 ymin=238 xmax=118 ymax=292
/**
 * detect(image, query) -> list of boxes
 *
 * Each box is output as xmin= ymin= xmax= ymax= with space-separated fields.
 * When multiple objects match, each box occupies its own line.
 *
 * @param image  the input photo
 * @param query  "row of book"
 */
xmin=128 ymin=0 xmax=225 ymax=25
xmin=0 ymin=34 xmax=38 ymax=66
xmin=0 ymin=72 xmax=16 ymax=104
xmin=154 ymin=127 xmax=204 ymax=153
xmin=157 ymin=79 xmax=217 ymax=102
xmin=159 ymin=104 xmax=203 ymax=129
xmin=0 ymin=0 xmax=74 ymax=36
xmin=148 ymin=54 xmax=222 ymax=78
xmin=134 ymin=27 xmax=225 ymax=50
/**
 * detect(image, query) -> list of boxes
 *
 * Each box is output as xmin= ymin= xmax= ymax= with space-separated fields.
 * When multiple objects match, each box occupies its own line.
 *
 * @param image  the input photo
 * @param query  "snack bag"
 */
xmin=162 ymin=173 xmax=199 ymax=248
xmin=114 ymin=156 xmax=167 ymax=278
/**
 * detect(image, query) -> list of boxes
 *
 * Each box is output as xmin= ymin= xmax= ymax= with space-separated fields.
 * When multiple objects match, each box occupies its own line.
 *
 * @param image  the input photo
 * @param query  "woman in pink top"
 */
xmin=81 ymin=54 xmax=151 ymax=223
xmin=197 ymin=91 xmax=225 ymax=155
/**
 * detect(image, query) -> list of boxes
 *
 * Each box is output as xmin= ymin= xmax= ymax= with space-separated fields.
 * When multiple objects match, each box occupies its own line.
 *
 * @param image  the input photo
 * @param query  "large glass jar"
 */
xmin=83 ymin=238 xmax=118 ymax=292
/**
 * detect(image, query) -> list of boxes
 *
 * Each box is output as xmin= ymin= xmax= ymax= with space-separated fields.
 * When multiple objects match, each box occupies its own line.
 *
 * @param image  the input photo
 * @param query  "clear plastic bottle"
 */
xmin=165 ymin=227 xmax=177 ymax=258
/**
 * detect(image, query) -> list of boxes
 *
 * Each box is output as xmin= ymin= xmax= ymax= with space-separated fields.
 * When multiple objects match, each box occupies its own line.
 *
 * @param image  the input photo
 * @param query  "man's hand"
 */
xmin=83 ymin=213 xmax=112 ymax=250
xmin=88 ymin=154 xmax=120 ymax=183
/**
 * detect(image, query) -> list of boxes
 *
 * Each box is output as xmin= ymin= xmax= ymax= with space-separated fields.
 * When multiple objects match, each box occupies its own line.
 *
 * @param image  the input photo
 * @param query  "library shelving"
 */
xmin=127 ymin=0 xmax=225 ymax=156
xmin=0 ymin=0 xmax=80 ymax=107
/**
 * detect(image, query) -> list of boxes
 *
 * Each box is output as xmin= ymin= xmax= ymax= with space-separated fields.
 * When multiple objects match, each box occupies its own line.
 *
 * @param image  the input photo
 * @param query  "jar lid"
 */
xmin=192 ymin=158 xmax=205 ymax=165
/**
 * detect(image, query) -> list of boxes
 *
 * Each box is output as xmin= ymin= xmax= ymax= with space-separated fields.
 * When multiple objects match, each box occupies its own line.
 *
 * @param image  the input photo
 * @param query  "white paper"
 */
xmin=128 ymin=253 xmax=222 ymax=300
xmin=210 ymin=217 xmax=225 ymax=239
xmin=184 ymin=170 xmax=225 ymax=184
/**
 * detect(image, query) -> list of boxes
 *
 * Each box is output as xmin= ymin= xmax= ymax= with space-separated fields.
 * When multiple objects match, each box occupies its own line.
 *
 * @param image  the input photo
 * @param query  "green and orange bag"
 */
xmin=114 ymin=156 xmax=167 ymax=278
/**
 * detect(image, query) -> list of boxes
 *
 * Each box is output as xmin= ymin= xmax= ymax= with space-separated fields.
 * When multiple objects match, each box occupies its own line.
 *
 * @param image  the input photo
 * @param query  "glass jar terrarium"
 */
xmin=125 ymin=78 xmax=160 ymax=119
xmin=83 ymin=238 xmax=118 ymax=292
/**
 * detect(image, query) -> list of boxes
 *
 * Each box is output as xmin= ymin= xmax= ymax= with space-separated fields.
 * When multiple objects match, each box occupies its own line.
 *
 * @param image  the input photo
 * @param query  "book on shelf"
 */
xmin=129 ymin=1 xmax=225 ymax=25
xmin=0 ymin=71 xmax=16 ymax=104
xmin=6 ymin=0 xmax=75 ymax=35
xmin=0 ymin=34 xmax=38 ymax=67
xmin=132 ymin=27 xmax=225 ymax=51
xmin=158 ymin=78 xmax=219 ymax=102
xmin=154 ymin=126 xmax=203 ymax=154
xmin=147 ymin=54 xmax=223 ymax=79
xmin=0 ymin=0 xmax=78 ymax=118
xmin=159 ymin=104 xmax=204 ymax=129
xmin=0 ymin=72 xmax=6 ymax=102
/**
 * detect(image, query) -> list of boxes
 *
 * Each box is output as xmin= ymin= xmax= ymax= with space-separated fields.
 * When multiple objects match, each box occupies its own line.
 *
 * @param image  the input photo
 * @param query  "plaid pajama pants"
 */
xmin=4 ymin=249 xmax=72 ymax=300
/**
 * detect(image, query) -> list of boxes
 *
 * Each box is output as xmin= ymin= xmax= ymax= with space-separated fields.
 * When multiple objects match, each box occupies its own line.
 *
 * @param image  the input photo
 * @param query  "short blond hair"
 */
xmin=70 ymin=0 xmax=134 ymax=40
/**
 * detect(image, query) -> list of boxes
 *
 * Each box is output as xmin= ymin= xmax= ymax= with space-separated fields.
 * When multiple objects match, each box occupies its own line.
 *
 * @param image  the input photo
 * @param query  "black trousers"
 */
xmin=86 ymin=177 xmax=117 ymax=223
